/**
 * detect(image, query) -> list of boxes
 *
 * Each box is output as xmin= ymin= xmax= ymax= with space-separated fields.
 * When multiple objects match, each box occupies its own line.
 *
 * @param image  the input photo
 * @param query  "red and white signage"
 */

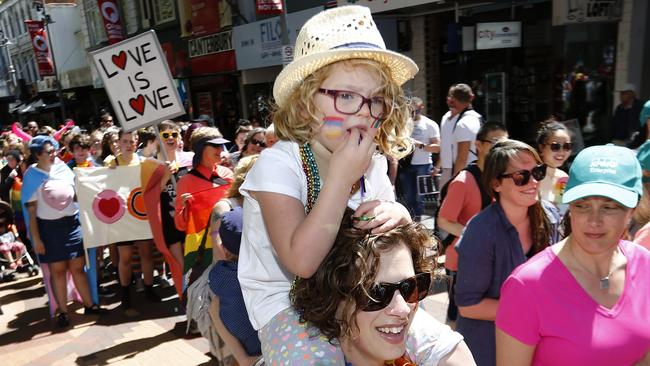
xmin=97 ymin=0 xmax=124 ymax=44
xmin=25 ymin=20 xmax=54 ymax=77
xmin=256 ymin=0 xmax=283 ymax=15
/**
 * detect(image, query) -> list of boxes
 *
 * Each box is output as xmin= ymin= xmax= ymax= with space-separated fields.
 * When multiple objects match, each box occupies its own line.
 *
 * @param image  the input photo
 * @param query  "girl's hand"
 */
xmin=352 ymin=200 xmax=411 ymax=234
xmin=634 ymin=350 xmax=650 ymax=366
xmin=34 ymin=239 xmax=45 ymax=255
xmin=328 ymin=126 xmax=378 ymax=187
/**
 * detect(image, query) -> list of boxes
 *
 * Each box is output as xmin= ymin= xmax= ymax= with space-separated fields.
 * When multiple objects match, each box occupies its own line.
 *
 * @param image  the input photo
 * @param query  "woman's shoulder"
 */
xmin=509 ymin=246 xmax=557 ymax=282
xmin=621 ymin=240 xmax=650 ymax=265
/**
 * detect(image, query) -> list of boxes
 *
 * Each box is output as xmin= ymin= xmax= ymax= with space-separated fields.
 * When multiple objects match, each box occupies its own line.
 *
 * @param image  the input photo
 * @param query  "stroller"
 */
xmin=0 ymin=201 xmax=38 ymax=277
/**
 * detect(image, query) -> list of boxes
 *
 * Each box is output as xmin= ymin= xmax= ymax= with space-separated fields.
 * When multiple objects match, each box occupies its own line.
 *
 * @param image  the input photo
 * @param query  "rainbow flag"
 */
xmin=183 ymin=185 xmax=229 ymax=273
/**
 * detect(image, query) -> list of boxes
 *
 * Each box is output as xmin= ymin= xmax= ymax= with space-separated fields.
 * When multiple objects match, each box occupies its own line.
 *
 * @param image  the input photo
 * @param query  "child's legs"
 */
xmin=258 ymin=307 xmax=344 ymax=365
xmin=135 ymin=240 xmax=154 ymax=285
xmin=117 ymin=244 xmax=134 ymax=286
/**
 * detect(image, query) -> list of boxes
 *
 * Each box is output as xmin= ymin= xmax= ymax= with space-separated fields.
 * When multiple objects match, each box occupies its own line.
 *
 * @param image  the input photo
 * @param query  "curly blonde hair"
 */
xmin=273 ymin=59 xmax=412 ymax=160
xmin=226 ymin=154 xmax=259 ymax=198
xmin=291 ymin=211 xmax=436 ymax=342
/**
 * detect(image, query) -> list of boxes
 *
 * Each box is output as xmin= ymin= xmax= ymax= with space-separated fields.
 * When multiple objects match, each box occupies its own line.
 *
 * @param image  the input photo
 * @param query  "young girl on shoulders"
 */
xmin=238 ymin=6 xmax=458 ymax=364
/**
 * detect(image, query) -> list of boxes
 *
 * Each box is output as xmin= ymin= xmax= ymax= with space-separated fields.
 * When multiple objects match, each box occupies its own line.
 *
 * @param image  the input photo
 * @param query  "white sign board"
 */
xmin=233 ymin=7 xmax=320 ymax=70
xmin=552 ymin=0 xmax=622 ymax=26
xmin=90 ymin=31 xmax=184 ymax=131
xmin=476 ymin=22 xmax=522 ymax=50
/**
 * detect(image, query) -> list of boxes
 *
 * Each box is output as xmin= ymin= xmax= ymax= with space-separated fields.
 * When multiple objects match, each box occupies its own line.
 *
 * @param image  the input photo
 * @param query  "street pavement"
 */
xmin=0 ymin=216 xmax=450 ymax=366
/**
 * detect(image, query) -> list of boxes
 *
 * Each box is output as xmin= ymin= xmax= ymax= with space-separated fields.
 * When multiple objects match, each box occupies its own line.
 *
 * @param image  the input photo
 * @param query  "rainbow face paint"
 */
xmin=322 ymin=116 xmax=344 ymax=138
xmin=372 ymin=115 xmax=383 ymax=129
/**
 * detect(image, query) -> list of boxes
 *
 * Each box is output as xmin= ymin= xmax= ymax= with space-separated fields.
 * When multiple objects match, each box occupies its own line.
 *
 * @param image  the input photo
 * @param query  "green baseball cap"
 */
xmin=637 ymin=140 xmax=650 ymax=183
xmin=562 ymin=144 xmax=642 ymax=208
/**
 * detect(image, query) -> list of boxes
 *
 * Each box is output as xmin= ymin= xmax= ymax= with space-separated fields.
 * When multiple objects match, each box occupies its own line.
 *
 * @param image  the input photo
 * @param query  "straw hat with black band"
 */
xmin=272 ymin=5 xmax=418 ymax=108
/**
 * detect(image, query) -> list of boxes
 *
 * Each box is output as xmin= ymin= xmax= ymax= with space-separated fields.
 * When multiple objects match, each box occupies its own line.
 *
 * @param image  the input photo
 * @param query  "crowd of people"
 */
xmin=1 ymin=5 xmax=650 ymax=366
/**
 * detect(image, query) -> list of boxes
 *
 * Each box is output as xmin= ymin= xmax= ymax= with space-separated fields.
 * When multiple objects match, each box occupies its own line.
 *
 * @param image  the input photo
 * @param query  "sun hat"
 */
xmin=563 ymin=144 xmax=642 ymax=208
xmin=640 ymin=100 xmax=650 ymax=127
xmin=272 ymin=5 xmax=418 ymax=108
xmin=617 ymin=82 xmax=637 ymax=93
xmin=219 ymin=207 xmax=243 ymax=255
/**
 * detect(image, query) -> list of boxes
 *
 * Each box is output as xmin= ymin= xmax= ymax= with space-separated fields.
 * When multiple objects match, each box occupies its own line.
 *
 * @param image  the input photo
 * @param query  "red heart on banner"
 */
xmin=129 ymin=95 xmax=145 ymax=115
xmin=112 ymin=51 xmax=127 ymax=70
xmin=98 ymin=197 xmax=120 ymax=218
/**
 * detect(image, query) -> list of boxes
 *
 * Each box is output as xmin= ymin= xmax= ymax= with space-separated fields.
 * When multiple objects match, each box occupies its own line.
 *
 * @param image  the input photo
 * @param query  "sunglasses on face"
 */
xmin=251 ymin=139 xmax=266 ymax=148
xmin=547 ymin=142 xmax=573 ymax=152
xmin=499 ymin=164 xmax=547 ymax=186
xmin=160 ymin=131 xmax=179 ymax=140
xmin=363 ymin=272 xmax=431 ymax=312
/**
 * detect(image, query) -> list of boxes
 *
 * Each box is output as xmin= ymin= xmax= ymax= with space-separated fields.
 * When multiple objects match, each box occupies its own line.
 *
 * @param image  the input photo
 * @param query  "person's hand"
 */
xmin=634 ymin=350 xmax=650 ymax=366
xmin=328 ymin=126 xmax=378 ymax=188
xmin=352 ymin=200 xmax=411 ymax=233
xmin=8 ymin=169 xmax=17 ymax=179
xmin=180 ymin=193 xmax=194 ymax=207
xmin=34 ymin=238 xmax=45 ymax=255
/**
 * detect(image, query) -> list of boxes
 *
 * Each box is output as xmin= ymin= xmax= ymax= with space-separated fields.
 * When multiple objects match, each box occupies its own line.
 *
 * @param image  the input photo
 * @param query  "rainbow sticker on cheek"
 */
xmin=322 ymin=116 xmax=344 ymax=139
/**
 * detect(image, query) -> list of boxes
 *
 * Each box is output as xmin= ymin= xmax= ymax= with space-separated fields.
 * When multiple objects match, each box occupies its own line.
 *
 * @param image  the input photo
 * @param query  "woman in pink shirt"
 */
xmin=496 ymin=145 xmax=650 ymax=366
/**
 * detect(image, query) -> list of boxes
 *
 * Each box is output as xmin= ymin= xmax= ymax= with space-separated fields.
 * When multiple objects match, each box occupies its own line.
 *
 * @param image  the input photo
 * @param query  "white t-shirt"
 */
xmin=439 ymin=109 xmax=482 ymax=169
xmin=409 ymin=115 xmax=440 ymax=166
xmin=407 ymin=310 xmax=465 ymax=364
xmin=238 ymin=140 xmax=394 ymax=330
xmin=26 ymin=166 xmax=79 ymax=220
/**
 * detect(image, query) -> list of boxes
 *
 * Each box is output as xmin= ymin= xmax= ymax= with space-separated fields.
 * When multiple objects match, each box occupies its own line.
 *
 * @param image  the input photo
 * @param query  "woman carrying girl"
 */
xmin=238 ymin=5 xmax=450 ymax=364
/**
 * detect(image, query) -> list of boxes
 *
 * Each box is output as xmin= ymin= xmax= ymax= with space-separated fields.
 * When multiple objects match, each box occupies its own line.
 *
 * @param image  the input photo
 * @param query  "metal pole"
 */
xmin=42 ymin=7 xmax=66 ymax=120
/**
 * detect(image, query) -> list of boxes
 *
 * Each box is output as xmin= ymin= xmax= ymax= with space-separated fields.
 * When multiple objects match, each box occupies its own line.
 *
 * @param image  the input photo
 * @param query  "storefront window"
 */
xmin=153 ymin=0 xmax=176 ymax=24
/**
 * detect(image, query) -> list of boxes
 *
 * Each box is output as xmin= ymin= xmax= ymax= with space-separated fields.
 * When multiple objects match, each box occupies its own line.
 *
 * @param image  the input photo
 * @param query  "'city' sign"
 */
xmin=90 ymin=31 xmax=185 ymax=131
xmin=475 ymin=22 xmax=522 ymax=50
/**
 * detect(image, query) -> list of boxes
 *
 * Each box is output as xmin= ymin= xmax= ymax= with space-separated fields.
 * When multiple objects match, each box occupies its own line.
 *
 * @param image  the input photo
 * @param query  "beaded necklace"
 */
xmin=299 ymin=143 xmax=321 ymax=214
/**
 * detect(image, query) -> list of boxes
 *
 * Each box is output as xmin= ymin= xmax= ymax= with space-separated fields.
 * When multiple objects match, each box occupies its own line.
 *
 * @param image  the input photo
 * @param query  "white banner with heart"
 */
xmin=74 ymin=165 xmax=152 ymax=248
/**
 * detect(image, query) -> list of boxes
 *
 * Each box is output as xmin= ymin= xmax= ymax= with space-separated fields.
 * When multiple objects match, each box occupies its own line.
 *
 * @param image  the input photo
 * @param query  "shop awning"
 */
xmin=18 ymin=99 xmax=61 ymax=114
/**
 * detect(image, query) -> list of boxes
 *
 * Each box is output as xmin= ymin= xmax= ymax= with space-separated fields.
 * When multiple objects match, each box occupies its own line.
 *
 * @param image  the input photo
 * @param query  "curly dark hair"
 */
xmin=291 ymin=213 xmax=436 ymax=343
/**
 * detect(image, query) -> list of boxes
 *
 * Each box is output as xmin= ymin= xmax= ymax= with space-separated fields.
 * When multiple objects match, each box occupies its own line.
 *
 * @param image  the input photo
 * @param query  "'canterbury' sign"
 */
xmin=189 ymin=31 xmax=233 ymax=58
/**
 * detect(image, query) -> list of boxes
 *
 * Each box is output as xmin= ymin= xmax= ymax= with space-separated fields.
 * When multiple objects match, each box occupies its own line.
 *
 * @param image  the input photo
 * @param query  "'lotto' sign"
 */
xmin=90 ymin=31 xmax=185 ymax=131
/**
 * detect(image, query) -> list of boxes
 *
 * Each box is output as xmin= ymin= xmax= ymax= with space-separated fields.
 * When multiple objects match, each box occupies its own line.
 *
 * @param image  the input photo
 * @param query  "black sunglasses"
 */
xmin=547 ymin=142 xmax=573 ymax=152
xmin=499 ymin=164 xmax=546 ymax=186
xmin=363 ymin=272 xmax=431 ymax=312
xmin=251 ymin=139 xmax=266 ymax=148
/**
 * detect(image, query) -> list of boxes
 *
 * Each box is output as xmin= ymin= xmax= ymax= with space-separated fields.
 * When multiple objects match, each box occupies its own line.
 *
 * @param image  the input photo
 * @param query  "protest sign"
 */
xmin=90 ymin=30 xmax=184 ymax=131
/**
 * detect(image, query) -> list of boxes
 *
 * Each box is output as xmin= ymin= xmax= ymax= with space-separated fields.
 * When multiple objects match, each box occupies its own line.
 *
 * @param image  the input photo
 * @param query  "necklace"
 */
xmin=299 ymin=143 xmax=321 ymax=214
xmin=568 ymin=241 xmax=616 ymax=290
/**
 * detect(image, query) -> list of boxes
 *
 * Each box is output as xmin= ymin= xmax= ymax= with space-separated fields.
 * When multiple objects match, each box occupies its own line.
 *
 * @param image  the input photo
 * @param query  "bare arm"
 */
xmin=496 ymin=328 xmax=535 ymax=366
xmin=386 ymin=156 xmax=398 ymax=187
xmin=437 ymin=217 xmax=465 ymax=237
xmin=209 ymin=297 xmax=260 ymax=366
xmin=26 ymin=202 xmax=45 ymax=255
xmin=458 ymin=298 xmax=499 ymax=321
xmin=453 ymin=141 xmax=471 ymax=175
xmin=438 ymin=341 xmax=477 ymax=366
xmin=210 ymin=201 xmax=232 ymax=262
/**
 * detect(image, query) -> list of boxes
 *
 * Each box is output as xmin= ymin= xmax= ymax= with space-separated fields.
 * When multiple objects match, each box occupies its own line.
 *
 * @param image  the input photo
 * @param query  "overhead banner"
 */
xmin=25 ymin=20 xmax=55 ymax=77
xmin=256 ymin=0 xmax=283 ymax=15
xmin=75 ymin=166 xmax=153 ymax=248
xmin=233 ymin=7 xmax=320 ymax=70
xmin=552 ymin=0 xmax=623 ymax=26
xmin=90 ymin=31 xmax=185 ymax=131
xmin=476 ymin=22 xmax=522 ymax=50
xmin=97 ymin=0 xmax=124 ymax=44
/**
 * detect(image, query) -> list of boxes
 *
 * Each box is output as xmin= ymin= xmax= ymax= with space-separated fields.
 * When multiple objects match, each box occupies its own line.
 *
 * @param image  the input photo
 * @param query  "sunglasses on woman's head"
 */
xmin=363 ymin=272 xmax=431 ymax=312
xmin=160 ymin=131 xmax=179 ymax=139
xmin=547 ymin=142 xmax=572 ymax=152
xmin=251 ymin=139 xmax=266 ymax=148
xmin=499 ymin=164 xmax=546 ymax=186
